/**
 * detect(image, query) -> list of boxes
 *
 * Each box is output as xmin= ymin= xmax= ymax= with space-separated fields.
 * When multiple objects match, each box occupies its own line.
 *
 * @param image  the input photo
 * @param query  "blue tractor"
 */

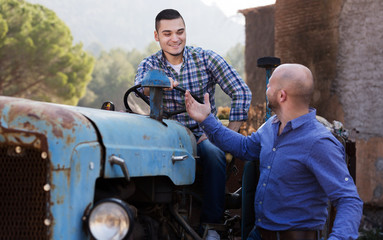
xmin=0 ymin=69 xmax=241 ymax=239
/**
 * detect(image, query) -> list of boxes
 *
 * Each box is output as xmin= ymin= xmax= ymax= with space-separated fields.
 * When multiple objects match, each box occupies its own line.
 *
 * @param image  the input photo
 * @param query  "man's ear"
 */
xmin=280 ymin=89 xmax=287 ymax=102
xmin=154 ymin=31 xmax=159 ymax=42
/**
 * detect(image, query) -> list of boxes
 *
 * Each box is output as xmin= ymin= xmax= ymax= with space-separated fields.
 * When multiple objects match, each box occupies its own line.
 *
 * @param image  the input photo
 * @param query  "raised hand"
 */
xmin=185 ymin=90 xmax=211 ymax=123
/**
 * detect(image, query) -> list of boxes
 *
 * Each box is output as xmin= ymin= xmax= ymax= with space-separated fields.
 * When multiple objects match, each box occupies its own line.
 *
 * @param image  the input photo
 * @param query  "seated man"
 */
xmin=134 ymin=9 xmax=252 ymax=239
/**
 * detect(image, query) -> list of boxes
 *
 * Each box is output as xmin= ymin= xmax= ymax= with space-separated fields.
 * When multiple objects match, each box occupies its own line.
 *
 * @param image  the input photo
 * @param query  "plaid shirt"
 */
xmin=134 ymin=46 xmax=252 ymax=135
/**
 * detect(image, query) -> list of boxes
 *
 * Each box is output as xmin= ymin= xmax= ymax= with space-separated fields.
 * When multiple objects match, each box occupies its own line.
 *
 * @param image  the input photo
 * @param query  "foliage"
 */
xmin=225 ymin=42 xmax=245 ymax=78
xmin=215 ymin=43 xmax=245 ymax=108
xmin=78 ymin=42 xmax=160 ymax=110
xmin=0 ymin=0 xmax=94 ymax=105
xmin=217 ymin=106 xmax=230 ymax=119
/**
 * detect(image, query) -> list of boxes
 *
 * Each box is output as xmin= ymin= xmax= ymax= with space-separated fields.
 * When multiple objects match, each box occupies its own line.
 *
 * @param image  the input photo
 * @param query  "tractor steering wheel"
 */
xmin=123 ymin=84 xmax=204 ymax=119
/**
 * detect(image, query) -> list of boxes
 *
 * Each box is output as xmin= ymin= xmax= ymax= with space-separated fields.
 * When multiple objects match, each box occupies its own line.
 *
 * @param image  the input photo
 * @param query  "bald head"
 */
xmin=272 ymin=63 xmax=314 ymax=105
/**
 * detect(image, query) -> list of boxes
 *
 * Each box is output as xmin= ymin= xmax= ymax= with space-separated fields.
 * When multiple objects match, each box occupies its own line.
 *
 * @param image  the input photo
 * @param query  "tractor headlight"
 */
xmin=87 ymin=198 xmax=134 ymax=240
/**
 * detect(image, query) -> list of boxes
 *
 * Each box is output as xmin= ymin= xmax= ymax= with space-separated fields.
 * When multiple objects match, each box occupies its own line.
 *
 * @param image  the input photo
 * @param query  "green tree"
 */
xmin=225 ymin=43 xmax=245 ymax=78
xmin=215 ymin=43 xmax=245 ymax=108
xmin=0 ymin=0 xmax=94 ymax=105
xmin=78 ymin=49 xmax=136 ymax=110
xmin=0 ymin=15 xmax=7 ymax=47
xmin=126 ymin=41 xmax=160 ymax=70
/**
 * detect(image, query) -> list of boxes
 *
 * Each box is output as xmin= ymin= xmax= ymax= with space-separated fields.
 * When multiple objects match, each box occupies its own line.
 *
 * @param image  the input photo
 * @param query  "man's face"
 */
xmin=154 ymin=18 xmax=186 ymax=58
xmin=266 ymin=75 xmax=280 ymax=111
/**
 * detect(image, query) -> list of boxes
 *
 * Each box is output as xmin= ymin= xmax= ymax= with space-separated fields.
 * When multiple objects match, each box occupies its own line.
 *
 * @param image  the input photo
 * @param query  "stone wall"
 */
xmin=273 ymin=0 xmax=383 ymax=207
xmin=274 ymin=0 xmax=344 ymax=122
xmin=242 ymin=0 xmax=383 ymax=210
xmin=240 ymin=5 xmax=275 ymax=107
xmin=336 ymin=0 xmax=383 ymax=206
xmin=336 ymin=0 xmax=383 ymax=140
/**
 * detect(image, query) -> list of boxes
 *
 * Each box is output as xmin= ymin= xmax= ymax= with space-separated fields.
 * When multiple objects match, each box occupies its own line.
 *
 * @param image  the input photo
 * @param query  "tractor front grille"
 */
xmin=0 ymin=144 xmax=50 ymax=240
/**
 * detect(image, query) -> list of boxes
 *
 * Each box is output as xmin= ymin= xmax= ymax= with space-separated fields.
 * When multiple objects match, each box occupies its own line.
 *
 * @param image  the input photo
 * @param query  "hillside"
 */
xmin=26 ymin=0 xmax=245 ymax=55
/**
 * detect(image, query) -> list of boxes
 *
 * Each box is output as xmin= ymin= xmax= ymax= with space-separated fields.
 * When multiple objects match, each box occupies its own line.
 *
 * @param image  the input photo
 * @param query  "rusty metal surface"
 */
xmin=0 ymin=95 xmax=198 ymax=239
xmin=65 ymin=105 xmax=198 ymax=185
xmin=0 ymin=96 xmax=101 ymax=239
xmin=0 ymin=97 xmax=94 ymax=148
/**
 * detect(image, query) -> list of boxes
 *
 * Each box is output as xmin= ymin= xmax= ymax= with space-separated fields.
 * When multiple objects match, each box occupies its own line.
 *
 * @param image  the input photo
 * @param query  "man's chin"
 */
xmin=168 ymin=51 xmax=183 ymax=57
xmin=267 ymin=103 xmax=276 ymax=111
xmin=163 ymin=48 xmax=184 ymax=57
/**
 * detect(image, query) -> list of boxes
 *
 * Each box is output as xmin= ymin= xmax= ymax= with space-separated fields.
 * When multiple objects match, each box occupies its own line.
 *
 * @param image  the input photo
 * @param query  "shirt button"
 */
xmin=345 ymin=177 xmax=349 ymax=181
xmin=258 ymin=218 xmax=261 ymax=222
xmin=272 ymin=148 xmax=276 ymax=151
xmin=263 ymin=183 xmax=266 ymax=187
xmin=259 ymin=201 xmax=262 ymax=204
xmin=267 ymin=166 xmax=271 ymax=169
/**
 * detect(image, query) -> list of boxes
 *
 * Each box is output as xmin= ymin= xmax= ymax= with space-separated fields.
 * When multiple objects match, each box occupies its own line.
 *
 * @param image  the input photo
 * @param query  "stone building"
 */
xmin=240 ymin=0 xmax=383 ymax=228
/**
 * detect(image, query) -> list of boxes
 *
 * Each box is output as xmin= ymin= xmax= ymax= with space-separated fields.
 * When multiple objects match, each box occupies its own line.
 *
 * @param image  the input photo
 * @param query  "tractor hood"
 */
xmin=65 ymin=104 xmax=197 ymax=185
xmin=0 ymin=96 xmax=196 ymax=185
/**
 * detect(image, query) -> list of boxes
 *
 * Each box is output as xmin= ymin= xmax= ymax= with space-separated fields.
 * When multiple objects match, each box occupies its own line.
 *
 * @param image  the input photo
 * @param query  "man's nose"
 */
xmin=170 ymin=34 xmax=179 ymax=41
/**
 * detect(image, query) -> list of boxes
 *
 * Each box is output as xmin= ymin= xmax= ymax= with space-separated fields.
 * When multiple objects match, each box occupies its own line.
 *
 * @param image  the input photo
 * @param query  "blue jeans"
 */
xmin=197 ymin=138 xmax=226 ymax=224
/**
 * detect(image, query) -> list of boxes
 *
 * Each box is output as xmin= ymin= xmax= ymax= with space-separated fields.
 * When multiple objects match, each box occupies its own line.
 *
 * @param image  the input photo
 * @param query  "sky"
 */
xmin=24 ymin=0 xmax=277 ymax=54
xmin=201 ymin=0 xmax=276 ymax=24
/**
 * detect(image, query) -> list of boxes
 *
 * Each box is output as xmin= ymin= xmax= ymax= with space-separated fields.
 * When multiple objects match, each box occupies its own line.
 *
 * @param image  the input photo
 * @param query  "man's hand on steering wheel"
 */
xmin=164 ymin=78 xmax=180 ymax=91
xmin=143 ymin=78 xmax=180 ymax=95
xmin=124 ymin=80 xmax=203 ymax=118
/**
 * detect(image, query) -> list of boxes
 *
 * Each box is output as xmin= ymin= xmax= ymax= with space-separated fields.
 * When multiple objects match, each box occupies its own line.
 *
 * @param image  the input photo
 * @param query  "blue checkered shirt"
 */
xmin=134 ymin=46 xmax=252 ymax=135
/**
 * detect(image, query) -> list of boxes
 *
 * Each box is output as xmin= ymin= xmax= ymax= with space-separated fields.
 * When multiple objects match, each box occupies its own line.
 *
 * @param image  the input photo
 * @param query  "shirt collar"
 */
xmin=272 ymin=108 xmax=317 ymax=130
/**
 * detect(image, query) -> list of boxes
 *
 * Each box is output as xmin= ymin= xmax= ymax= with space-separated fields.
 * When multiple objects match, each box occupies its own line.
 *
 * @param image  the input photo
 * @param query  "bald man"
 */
xmin=185 ymin=64 xmax=363 ymax=240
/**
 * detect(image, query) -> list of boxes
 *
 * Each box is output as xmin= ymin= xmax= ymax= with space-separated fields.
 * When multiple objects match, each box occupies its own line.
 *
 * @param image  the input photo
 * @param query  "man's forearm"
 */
xmin=227 ymin=121 xmax=244 ymax=133
xmin=200 ymin=114 xmax=256 ymax=161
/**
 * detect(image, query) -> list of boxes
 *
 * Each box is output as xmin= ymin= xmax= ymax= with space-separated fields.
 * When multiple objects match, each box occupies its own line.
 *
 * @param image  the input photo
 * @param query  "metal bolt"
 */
xmin=43 ymin=184 xmax=51 ymax=192
xmin=44 ymin=219 xmax=51 ymax=226
xmin=15 ymin=146 xmax=22 ymax=154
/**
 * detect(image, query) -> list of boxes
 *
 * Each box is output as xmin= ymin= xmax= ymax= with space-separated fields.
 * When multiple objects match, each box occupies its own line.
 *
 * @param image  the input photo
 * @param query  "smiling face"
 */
xmin=154 ymin=17 xmax=186 ymax=63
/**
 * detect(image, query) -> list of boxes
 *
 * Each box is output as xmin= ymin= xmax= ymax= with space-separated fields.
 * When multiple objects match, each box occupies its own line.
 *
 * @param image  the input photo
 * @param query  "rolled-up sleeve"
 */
xmin=206 ymin=50 xmax=252 ymax=122
xmin=309 ymin=137 xmax=363 ymax=239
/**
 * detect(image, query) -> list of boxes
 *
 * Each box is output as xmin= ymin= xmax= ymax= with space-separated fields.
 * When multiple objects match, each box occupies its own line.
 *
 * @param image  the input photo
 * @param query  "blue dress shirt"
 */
xmin=200 ymin=109 xmax=363 ymax=240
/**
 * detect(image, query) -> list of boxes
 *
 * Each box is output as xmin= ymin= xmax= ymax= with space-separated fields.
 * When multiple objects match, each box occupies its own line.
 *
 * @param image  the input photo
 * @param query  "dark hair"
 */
xmin=155 ymin=9 xmax=185 ymax=31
